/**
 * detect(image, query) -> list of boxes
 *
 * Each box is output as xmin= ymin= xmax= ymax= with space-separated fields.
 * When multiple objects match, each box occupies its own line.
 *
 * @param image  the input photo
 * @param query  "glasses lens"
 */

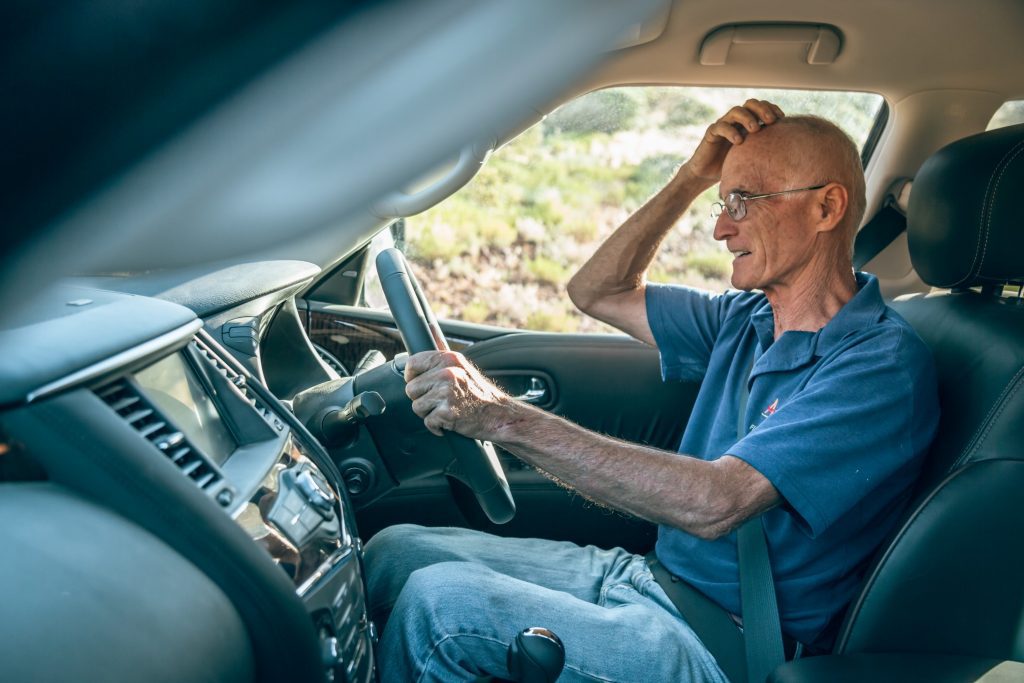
xmin=725 ymin=193 xmax=746 ymax=221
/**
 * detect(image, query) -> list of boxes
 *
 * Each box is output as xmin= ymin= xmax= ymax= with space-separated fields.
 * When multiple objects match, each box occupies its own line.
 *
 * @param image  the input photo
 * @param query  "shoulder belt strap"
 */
xmin=737 ymin=352 xmax=785 ymax=683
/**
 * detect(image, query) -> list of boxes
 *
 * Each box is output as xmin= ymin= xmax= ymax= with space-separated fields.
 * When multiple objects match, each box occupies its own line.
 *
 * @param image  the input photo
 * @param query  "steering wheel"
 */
xmin=375 ymin=248 xmax=516 ymax=524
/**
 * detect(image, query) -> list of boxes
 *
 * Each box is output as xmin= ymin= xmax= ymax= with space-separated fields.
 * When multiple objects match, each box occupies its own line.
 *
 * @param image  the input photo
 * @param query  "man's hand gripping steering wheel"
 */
xmin=375 ymin=248 xmax=516 ymax=524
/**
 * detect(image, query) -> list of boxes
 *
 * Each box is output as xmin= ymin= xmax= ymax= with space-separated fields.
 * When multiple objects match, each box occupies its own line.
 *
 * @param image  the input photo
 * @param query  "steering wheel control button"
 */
xmin=392 ymin=352 xmax=408 ymax=373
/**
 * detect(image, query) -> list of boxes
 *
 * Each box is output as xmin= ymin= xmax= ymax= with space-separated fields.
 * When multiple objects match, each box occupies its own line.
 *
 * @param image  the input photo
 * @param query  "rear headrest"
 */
xmin=908 ymin=123 xmax=1024 ymax=288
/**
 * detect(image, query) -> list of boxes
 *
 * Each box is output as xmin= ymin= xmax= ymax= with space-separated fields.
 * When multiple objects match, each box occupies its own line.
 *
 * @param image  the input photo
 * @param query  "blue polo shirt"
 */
xmin=647 ymin=272 xmax=938 ymax=648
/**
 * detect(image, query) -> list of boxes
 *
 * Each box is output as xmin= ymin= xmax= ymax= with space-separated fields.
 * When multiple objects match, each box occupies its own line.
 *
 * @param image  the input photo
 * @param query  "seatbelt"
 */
xmin=847 ymin=183 xmax=913 ymax=270
xmin=650 ymin=355 xmax=788 ymax=682
xmin=647 ymin=553 xmax=749 ymax=683
xmin=736 ymin=522 xmax=784 ymax=682
xmin=735 ymin=356 xmax=786 ymax=683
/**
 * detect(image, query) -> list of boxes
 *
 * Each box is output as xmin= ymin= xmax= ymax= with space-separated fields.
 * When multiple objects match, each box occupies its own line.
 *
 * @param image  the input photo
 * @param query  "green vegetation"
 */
xmin=526 ymin=307 xmax=580 ymax=333
xmin=644 ymin=88 xmax=716 ymax=127
xmin=527 ymin=256 xmax=569 ymax=286
xmin=543 ymin=89 xmax=640 ymax=136
xmin=461 ymin=301 xmax=490 ymax=324
xmin=684 ymin=251 xmax=734 ymax=280
xmin=626 ymin=154 xmax=681 ymax=206
xmin=401 ymin=86 xmax=884 ymax=332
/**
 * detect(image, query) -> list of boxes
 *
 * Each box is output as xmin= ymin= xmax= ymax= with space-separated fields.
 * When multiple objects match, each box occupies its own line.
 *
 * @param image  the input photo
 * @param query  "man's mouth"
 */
xmin=730 ymin=249 xmax=751 ymax=259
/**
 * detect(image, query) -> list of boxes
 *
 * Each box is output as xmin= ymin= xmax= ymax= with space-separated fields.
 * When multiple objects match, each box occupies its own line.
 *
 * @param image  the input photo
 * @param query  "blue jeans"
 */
xmin=363 ymin=524 xmax=729 ymax=682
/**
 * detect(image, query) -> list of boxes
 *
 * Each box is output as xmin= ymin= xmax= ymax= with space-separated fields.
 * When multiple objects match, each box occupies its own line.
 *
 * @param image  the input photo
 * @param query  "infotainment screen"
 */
xmin=135 ymin=353 xmax=237 ymax=466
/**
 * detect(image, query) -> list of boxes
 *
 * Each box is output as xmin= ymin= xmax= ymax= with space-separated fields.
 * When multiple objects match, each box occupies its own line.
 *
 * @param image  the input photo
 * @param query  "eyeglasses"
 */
xmin=711 ymin=184 xmax=827 ymax=221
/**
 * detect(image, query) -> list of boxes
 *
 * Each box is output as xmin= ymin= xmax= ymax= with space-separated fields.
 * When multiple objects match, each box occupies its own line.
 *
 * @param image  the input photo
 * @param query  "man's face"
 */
xmin=713 ymin=131 xmax=821 ymax=292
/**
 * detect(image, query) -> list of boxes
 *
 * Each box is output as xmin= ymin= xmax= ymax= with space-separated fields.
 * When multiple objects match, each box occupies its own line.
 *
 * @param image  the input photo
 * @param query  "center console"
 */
xmin=94 ymin=329 xmax=373 ymax=683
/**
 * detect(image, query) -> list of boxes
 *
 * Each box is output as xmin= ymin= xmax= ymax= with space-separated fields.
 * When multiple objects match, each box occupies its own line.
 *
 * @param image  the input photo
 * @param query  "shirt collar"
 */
xmin=748 ymin=272 xmax=886 ymax=376
xmin=816 ymin=272 xmax=887 ymax=352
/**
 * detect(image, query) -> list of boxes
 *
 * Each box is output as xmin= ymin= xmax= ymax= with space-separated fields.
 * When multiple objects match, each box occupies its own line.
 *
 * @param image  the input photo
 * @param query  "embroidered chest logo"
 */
xmin=761 ymin=398 xmax=780 ymax=418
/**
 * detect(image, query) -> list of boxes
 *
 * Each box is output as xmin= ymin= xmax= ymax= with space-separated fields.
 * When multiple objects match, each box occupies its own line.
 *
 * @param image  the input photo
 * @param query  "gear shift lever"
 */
xmin=507 ymin=627 xmax=565 ymax=682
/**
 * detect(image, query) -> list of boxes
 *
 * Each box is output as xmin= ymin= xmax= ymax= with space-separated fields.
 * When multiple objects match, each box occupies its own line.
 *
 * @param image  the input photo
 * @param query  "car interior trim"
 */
xmin=859 ymin=101 xmax=890 ymax=168
xmin=26 ymin=318 xmax=203 ymax=404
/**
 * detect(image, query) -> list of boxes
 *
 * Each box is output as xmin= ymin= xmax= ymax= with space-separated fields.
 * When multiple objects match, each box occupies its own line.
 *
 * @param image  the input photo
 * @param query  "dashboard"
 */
xmin=0 ymin=262 xmax=375 ymax=682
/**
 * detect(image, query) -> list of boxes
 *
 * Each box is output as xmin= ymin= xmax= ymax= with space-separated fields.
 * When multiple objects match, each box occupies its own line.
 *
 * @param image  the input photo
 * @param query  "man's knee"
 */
xmin=363 ymin=524 xmax=423 ymax=566
xmin=387 ymin=561 xmax=508 ymax=645
xmin=399 ymin=561 xmax=474 ymax=611
xmin=363 ymin=524 xmax=454 ymax=620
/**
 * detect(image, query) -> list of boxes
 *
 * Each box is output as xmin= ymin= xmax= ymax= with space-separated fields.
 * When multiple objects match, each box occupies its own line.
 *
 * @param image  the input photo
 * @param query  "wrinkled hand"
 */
xmin=404 ymin=351 xmax=511 ymax=440
xmin=680 ymin=99 xmax=785 ymax=185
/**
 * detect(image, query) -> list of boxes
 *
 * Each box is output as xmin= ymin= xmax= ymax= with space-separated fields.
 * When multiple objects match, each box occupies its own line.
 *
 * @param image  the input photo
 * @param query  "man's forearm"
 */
xmin=567 ymin=166 xmax=713 ymax=310
xmin=488 ymin=399 xmax=778 ymax=540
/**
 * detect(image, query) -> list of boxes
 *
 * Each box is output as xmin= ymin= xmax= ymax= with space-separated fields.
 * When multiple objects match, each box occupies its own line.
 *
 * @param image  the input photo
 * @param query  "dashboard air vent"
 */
xmin=190 ymin=337 xmax=270 ymax=415
xmin=96 ymin=380 xmax=223 ymax=491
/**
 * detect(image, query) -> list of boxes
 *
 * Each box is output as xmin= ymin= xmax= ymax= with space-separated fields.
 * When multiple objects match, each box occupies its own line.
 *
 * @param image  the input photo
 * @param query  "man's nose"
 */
xmin=713 ymin=213 xmax=737 ymax=241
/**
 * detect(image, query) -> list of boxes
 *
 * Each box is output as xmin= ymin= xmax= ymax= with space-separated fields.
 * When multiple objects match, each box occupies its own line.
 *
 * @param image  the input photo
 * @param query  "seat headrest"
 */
xmin=908 ymin=123 xmax=1024 ymax=289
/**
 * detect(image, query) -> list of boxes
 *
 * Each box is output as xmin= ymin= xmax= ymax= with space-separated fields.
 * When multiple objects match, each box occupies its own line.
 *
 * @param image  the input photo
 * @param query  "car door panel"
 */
xmin=466 ymin=332 xmax=697 ymax=451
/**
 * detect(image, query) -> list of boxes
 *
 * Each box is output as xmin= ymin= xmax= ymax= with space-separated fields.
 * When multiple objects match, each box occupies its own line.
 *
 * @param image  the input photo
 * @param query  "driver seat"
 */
xmin=770 ymin=124 xmax=1024 ymax=681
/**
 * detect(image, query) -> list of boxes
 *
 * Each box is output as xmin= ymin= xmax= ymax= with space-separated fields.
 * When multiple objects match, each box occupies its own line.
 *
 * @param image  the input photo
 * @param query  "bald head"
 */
xmin=778 ymin=116 xmax=866 ymax=236
xmin=733 ymin=115 xmax=867 ymax=251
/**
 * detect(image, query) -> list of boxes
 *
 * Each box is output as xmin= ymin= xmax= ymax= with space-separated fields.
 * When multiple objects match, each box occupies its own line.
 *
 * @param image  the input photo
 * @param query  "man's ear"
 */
xmin=813 ymin=183 xmax=849 ymax=233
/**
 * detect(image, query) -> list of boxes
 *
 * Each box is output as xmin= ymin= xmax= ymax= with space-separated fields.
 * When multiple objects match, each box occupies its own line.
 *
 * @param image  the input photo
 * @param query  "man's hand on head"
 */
xmin=681 ymin=99 xmax=785 ymax=186
xmin=403 ymin=351 xmax=514 ymax=440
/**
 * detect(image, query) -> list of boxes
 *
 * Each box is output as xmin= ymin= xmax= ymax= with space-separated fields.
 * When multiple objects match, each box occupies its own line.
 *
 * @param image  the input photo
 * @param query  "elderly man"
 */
xmin=364 ymin=100 xmax=938 ymax=682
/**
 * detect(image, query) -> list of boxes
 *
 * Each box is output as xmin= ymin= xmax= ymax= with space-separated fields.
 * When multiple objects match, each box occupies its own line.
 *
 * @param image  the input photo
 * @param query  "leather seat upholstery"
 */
xmin=771 ymin=124 xmax=1024 ymax=680
xmin=895 ymin=123 xmax=1024 ymax=492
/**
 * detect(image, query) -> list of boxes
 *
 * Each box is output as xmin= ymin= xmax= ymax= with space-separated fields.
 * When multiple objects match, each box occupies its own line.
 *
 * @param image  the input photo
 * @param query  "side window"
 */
xmin=366 ymin=87 xmax=884 ymax=332
xmin=987 ymin=100 xmax=1024 ymax=131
